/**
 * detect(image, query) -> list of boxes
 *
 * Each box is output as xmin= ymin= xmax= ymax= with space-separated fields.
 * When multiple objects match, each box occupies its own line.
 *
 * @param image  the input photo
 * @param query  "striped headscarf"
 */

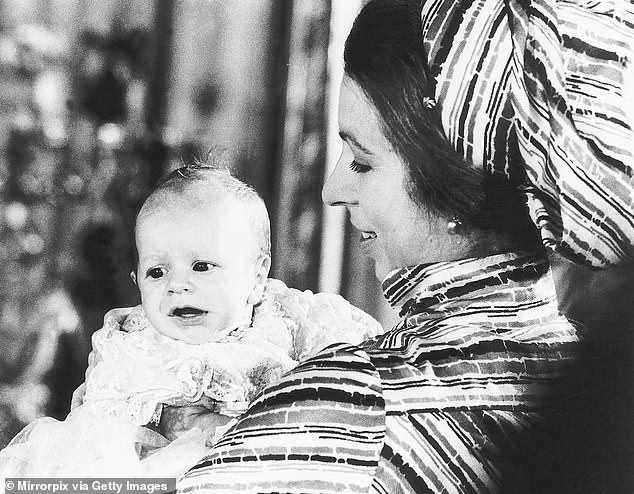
xmin=421 ymin=0 xmax=634 ymax=268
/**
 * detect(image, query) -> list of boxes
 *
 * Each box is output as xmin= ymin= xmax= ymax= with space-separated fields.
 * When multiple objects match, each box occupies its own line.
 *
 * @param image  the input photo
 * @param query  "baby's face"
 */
xmin=134 ymin=197 xmax=267 ymax=344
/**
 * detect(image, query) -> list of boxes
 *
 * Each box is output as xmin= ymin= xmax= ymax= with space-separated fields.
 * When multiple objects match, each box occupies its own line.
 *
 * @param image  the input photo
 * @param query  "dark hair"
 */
xmin=344 ymin=0 xmax=541 ymax=250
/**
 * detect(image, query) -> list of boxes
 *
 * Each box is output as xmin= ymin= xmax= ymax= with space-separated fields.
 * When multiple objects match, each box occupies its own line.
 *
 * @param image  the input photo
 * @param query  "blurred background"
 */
xmin=0 ymin=0 xmax=398 ymax=446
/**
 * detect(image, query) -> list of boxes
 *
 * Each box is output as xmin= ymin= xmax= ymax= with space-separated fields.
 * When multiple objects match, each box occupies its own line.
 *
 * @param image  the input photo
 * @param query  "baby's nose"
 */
xmin=168 ymin=284 xmax=189 ymax=294
xmin=167 ymin=273 xmax=193 ymax=294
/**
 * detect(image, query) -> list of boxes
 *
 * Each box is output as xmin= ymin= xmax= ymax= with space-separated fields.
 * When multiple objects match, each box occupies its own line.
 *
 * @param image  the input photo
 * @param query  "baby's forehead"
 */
xmin=135 ymin=193 xmax=261 ymax=253
xmin=141 ymin=187 xmax=249 ymax=219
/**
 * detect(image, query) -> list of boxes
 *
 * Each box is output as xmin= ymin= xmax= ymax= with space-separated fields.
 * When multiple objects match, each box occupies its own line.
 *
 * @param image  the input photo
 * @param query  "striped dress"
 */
xmin=421 ymin=0 xmax=634 ymax=268
xmin=176 ymin=252 xmax=578 ymax=493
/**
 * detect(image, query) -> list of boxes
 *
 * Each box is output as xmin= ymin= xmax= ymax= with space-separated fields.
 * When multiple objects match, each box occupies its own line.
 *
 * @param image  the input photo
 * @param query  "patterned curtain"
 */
xmin=270 ymin=0 xmax=332 ymax=291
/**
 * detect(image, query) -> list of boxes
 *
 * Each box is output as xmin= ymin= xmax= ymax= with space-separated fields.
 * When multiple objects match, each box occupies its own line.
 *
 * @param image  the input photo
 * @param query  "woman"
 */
xmin=175 ymin=1 xmax=579 ymax=492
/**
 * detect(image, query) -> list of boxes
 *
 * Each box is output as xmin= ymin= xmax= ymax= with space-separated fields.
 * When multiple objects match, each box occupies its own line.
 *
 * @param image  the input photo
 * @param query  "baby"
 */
xmin=0 ymin=161 xmax=382 ymax=479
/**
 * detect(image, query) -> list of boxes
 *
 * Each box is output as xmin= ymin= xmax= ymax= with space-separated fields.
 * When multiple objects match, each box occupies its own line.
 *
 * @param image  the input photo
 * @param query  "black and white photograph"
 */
xmin=0 ymin=0 xmax=632 ymax=492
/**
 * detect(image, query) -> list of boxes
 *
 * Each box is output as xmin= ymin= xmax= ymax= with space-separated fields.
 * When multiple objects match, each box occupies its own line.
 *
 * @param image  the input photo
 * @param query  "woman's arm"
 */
xmin=176 ymin=344 xmax=386 ymax=494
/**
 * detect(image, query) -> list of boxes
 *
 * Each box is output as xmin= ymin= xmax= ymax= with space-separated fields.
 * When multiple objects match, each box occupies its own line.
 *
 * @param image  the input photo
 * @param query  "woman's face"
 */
xmin=322 ymin=77 xmax=465 ymax=279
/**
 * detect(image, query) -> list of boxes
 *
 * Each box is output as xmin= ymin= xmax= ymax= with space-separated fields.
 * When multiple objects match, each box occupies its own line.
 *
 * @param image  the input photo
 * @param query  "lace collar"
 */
xmin=381 ymin=251 xmax=549 ymax=318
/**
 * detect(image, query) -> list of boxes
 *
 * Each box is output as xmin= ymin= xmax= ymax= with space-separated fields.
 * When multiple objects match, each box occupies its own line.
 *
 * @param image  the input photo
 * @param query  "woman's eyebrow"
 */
xmin=339 ymin=131 xmax=374 ymax=156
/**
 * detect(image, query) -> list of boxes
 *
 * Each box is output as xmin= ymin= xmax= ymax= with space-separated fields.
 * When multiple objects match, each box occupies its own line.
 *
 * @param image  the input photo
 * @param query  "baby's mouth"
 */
xmin=170 ymin=306 xmax=207 ymax=319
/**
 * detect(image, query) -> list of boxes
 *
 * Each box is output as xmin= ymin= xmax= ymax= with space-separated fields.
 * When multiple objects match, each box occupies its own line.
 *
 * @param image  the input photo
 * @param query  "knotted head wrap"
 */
xmin=420 ymin=0 xmax=634 ymax=267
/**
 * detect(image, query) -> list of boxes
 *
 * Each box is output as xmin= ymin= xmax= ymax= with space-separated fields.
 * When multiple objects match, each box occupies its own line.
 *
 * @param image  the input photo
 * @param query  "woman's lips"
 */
xmin=359 ymin=231 xmax=377 ymax=256
xmin=360 ymin=231 xmax=377 ymax=242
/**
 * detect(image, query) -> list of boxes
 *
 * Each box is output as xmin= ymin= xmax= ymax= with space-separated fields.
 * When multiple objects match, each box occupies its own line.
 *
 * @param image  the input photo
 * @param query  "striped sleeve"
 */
xmin=176 ymin=344 xmax=386 ymax=494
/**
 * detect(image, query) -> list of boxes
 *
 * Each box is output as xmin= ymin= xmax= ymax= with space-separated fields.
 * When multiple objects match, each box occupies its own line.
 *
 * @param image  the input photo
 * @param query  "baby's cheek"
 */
xmin=137 ymin=280 xmax=155 ymax=300
xmin=146 ymin=288 xmax=167 ymax=312
xmin=143 ymin=298 xmax=172 ymax=337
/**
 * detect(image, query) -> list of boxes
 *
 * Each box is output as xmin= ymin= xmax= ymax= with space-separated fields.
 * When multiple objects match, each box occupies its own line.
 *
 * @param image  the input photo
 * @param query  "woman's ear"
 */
xmin=247 ymin=254 xmax=272 ymax=305
xmin=130 ymin=270 xmax=137 ymax=286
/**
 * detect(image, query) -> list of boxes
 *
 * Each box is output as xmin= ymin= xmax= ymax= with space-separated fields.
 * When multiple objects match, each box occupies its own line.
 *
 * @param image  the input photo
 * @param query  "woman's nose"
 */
xmin=322 ymin=153 xmax=355 ymax=207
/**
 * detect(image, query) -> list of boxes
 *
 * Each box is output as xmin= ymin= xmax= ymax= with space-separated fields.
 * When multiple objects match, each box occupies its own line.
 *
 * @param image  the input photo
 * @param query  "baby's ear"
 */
xmin=247 ymin=255 xmax=271 ymax=305
xmin=130 ymin=270 xmax=137 ymax=285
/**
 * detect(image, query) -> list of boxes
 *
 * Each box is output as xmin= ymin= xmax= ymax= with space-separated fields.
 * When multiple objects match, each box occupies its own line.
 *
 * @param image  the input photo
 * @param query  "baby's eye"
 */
xmin=193 ymin=261 xmax=215 ymax=272
xmin=146 ymin=267 xmax=166 ymax=279
xmin=349 ymin=160 xmax=371 ymax=173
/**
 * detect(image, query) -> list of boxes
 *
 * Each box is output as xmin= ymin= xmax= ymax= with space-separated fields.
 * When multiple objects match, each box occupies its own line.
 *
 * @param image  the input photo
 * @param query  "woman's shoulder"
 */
xmin=178 ymin=342 xmax=386 ymax=494
xmin=358 ymin=312 xmax=578 ymax=413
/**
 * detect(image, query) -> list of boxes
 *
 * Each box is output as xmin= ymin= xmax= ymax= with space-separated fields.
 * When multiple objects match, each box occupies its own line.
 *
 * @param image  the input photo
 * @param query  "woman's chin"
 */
xmin=362 ymin=241 xmax=402 ymax=281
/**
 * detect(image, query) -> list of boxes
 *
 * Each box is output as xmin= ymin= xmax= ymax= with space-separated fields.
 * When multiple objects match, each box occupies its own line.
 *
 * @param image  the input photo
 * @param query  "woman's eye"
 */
xmin=193 ymin=261 xmax=215 ymax=272
xmin=146 ymin=267 xmax=165 ymax=279
xmin=349 ymin=160 xmax=371 ymax=173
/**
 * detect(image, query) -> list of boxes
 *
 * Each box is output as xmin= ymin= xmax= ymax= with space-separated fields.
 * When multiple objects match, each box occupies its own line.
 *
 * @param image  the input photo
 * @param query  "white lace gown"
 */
xmin=0 ymin=279 xmax=382 ymax=479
